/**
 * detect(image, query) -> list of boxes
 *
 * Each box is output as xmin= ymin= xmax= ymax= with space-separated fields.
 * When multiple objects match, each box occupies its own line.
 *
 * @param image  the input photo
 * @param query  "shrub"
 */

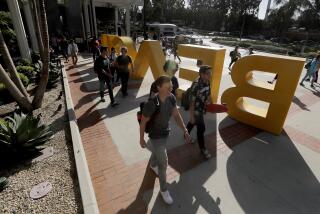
xmin=0 ymin=113 xmax=54 ymax=154
xmin=17 ymin=72 xmax=29 ymax=87
xmin=16 ymin=58 xmax=32 ymax=67
xmin=16 ymin=65 xmax=35 ymax=79
xmin=46 ymin=69 xmax=60 ymax=89
xmin=0 ymin=118 xmax=7 ymax=126
xmin=213 ymin=39 xmax=290 ymax=55
xmin=0 ymin=11 xmax=16 ymax=42
xmin=0 ymin=83 xmax=5 ymax=92
xmin=251 ymin=44 xmax=289 ymax=54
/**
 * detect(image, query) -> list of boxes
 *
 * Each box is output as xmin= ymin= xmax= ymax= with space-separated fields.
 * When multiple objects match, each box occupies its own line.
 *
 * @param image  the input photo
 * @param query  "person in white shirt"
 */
xmin=68 ymin=39 xmax=79 ymax=65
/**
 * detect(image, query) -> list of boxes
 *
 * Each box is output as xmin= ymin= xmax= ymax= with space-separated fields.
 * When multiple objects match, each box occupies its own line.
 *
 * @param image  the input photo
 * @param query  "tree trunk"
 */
xmin=31 ymin=0 xmax=44 ymax=59
xmin=0 ymin=30 xmax=30 ymax=99
xmin=32 ymin=0 xmax=49 ymax=109
xmin=239 ymin=15 xmax=246 ymax=41
xmin=0 ymin=65 xmax=33 ymax=112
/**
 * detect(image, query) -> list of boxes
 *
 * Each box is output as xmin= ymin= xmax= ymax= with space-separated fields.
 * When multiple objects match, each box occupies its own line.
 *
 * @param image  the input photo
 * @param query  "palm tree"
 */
xmin=0 ymin=0 xmax=49 ymax=111
xmin=31 ymin=0 xmax=50 ymax=109
xmin=0 ymin=64 xmax=33 ymax=112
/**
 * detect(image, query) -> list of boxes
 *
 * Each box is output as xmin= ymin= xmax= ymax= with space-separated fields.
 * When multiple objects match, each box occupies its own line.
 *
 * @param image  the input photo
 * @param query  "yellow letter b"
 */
xmin=221 ymin=55 xmax=304 ymax=135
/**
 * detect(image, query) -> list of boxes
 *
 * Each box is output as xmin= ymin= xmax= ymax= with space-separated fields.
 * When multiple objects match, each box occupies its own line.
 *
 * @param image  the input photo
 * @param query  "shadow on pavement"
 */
xmin=219 ymin=117 xmax=320 ymax=214
xmin=118 ymin=160 xmax=157 ymax=214
xmin=292 ymin=96 xmax=310 ymax=111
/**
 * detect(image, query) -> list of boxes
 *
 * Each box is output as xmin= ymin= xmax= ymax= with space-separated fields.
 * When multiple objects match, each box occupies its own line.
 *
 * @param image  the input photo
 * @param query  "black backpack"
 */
xmin=229 ymin=50 xmax=235 ymax=58
xmin=181 ymin=81 xmax=197 ymax=111
xmin=304 ymin=60 xmax=312 ymax=69
xmin=137 ymin=97 xmax=160 ymax=133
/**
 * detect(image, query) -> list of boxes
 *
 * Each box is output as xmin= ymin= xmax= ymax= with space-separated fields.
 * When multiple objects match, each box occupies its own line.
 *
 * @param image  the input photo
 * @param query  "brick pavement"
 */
xmin=66 ymin=58 xmax=320 ymax=213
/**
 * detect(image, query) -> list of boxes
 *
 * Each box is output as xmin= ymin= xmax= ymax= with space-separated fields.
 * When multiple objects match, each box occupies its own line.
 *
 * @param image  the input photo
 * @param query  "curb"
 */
xmin=61 ymin=64 xmax=100 ymax=214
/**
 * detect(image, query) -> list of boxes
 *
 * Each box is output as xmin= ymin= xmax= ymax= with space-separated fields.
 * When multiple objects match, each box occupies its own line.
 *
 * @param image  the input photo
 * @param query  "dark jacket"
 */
xmin=94 ymin=55 xmax=112 ymax=80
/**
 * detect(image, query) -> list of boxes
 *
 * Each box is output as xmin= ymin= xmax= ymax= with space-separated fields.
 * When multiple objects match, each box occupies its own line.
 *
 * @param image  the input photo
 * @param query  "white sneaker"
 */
xmin=150 ymin=165 xmax=159 ymax=176
xmin=190 ymin=138 xmax=196 ymax=144
xmin=161 ymin=190 xmax=173 ymax=205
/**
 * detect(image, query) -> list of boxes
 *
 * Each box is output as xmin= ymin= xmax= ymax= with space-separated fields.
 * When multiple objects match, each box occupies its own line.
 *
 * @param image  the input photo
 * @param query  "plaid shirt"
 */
xmin=191 ymin=77 xmax=211 ymax=115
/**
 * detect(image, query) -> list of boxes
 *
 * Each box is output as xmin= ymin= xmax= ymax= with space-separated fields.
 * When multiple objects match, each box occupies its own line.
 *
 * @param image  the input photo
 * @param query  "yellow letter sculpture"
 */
xmin=178 ymin=44 xmax=225 ymax=103
xmin=104 ymin=35 xmax=165 ymax=80
xmin=221 ymin=55 xmax=305 ymax=135
xmin=131 ymin=40 xmax=166 ymax=79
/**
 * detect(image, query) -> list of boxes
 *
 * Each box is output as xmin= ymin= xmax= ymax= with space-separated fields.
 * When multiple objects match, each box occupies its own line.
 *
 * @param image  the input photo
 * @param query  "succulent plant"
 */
xmin=0 ymin=113 xmax=54 ymax=154
xmin=0 ymin=177 xmax=9 ymax=191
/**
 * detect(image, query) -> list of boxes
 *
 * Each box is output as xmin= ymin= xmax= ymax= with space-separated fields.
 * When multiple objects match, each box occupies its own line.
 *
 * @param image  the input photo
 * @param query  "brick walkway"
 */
xmin=66 ymin=57 xmax=320 ymax=213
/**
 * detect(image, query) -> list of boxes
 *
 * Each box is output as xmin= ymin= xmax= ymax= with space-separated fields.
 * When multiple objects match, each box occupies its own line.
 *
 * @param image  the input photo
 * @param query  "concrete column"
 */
xmin=83 ymin=0 xmax=91 ymax=38
xmin=91 ymin=0 xmax=98 ymax=37
xmin=6 ymin=0 xmax=31 ymax=60
xmin=115 ymin=8 xmax=118 ymax=35
xmin=21 ymin=0 xmax=39 ymax=52
xmin=125 ymin=7 xmax=130 ymax=36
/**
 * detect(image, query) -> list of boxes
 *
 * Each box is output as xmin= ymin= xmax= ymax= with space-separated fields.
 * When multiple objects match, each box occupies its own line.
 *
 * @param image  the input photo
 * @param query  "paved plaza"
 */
xmin=66 ymin=44 xmax=320 ymax=214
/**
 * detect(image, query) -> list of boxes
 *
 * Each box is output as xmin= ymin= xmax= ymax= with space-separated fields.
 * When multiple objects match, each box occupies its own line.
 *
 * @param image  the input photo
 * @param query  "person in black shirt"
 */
xmin=228 ymin=46 xmax=241 ymax=72
xmin=116 ymin=46 xmax=134 ymax=96
xmin=94 ymin=47 xmax=119 ymax=106
xmin=60 ymin=37 xmax=69 ymax=62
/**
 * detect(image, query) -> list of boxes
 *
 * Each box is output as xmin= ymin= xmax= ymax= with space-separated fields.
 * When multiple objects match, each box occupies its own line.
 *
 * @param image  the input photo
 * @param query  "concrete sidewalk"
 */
xmin=66 ymin=53 xmax=320 ymax=214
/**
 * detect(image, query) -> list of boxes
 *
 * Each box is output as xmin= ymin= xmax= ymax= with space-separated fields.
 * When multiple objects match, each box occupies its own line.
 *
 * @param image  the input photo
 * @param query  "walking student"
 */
xmin=300 ymin=54 xmax=320 ymax=88
xmin=94 ymin=47 xmax=119 ymax=107
xmin=228 ymin=46 xmax=241 ymax=71
xmin=173 ymin=38 xmax=181 ymax=64
xmin=60 ymin=37 xmax=69 ymax=62
xmin=150 ymin=60 xmax=179 ymax=97
xmin=116 ymin=46 xmax=134 ymax=96
xmin=91 ymin=37 xmax=100 ymax=62
xmin=68 ymin=39 xmax=79 ymax=65
xmin=186 ymin=65 xmax=213 ymax=159
xmin=109 ymin=47 xmax=119 ymax=83
xmin=139 ymin=75 xmax=191 ymax=205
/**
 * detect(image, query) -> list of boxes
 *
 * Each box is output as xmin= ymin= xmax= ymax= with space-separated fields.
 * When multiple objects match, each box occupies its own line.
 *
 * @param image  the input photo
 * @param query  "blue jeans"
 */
xmin=99 ymin=78 xmax=114 ymax=103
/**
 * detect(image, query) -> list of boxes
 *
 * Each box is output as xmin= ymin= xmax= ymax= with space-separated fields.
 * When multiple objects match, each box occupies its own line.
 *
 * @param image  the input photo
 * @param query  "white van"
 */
xmin=147 ymin=23 xmax=178 ymax=37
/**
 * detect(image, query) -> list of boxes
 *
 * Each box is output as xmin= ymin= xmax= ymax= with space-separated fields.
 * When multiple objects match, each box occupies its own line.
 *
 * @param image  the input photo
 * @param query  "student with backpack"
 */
xmin=139 ymin=75 xmax=191 ymax=205
xmin=68 ymin=39 xmax=79 ymax=65
xmin=94 ymin=47 xmax=119 ymax=106
xmin=185 ymin=65 xmax=213 ymax=159
xmin=300 ymin=54 xmax=320 ymax=88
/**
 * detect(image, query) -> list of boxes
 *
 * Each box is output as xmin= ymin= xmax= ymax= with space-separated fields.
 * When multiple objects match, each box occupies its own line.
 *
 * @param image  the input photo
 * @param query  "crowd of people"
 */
xmin=93 ymin=44 xmax=134 ymax=106
xmin=90 ymin=38 xmax=215 ymax=204
xmin=53 ymin=33 xmax=319 ymax=206
xmin=49 ymin=36 xmax=79 ymax=65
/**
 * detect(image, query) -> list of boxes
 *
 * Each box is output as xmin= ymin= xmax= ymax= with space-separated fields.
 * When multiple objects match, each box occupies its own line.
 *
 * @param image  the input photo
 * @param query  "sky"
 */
xmin=258 ymin=0 xmax=273 ymax=19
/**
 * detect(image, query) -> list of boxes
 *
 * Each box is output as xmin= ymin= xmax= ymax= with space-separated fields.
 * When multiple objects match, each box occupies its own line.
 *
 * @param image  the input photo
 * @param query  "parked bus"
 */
xmin=147 ymin=23 xmax=178 ymax=37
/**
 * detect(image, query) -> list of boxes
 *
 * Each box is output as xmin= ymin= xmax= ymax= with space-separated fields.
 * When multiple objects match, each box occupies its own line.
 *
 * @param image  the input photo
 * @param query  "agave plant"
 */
xmin=0 ymin=113 xmax=54 ymax=153
xmin=0 ymin=177 xmax=9 ymax=191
